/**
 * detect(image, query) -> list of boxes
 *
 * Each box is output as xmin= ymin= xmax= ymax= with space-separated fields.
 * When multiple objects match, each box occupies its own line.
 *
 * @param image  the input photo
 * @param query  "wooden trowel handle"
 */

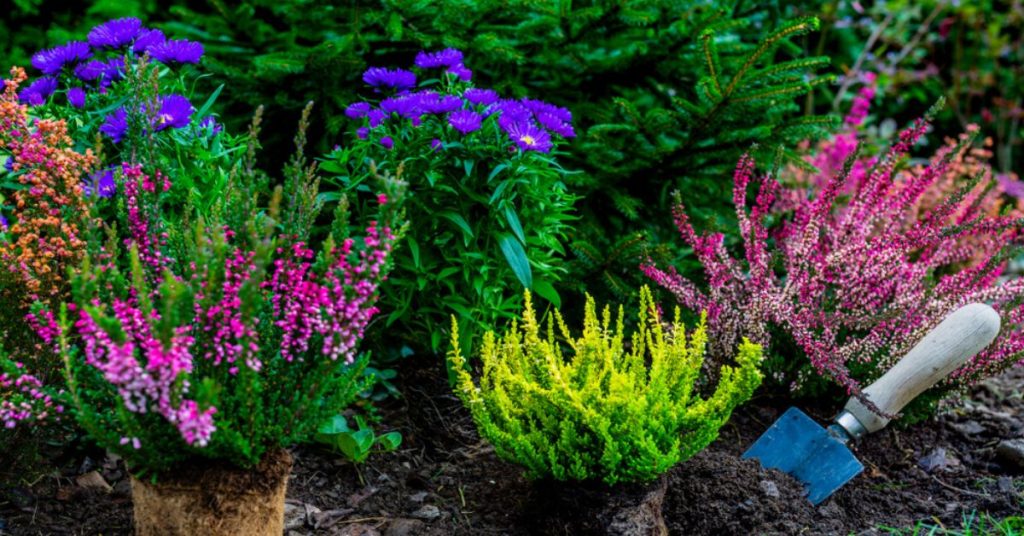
xmin=842 ymin=303 xmax=1000 ymax=434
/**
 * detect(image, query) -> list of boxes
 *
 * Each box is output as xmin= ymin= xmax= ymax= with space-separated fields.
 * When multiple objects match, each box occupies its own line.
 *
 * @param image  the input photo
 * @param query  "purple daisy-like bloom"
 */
xmin=446 ymin=63 xmax=472 ymax=82
xmin=154 ymin=94 xmax=194 ymax=130
xmin=345 ymin=102 xmax=372 ymax=119
xmin=464 ymin=88 xmax=498 ymax=106
xmin=199 ymin=116 xmax=222 ymax=135
xmin=3 ymin=158 xmax=14 ymax=173
xmin=17 ymin=77 xmax=58 ymax=105
xmin=448 ymin=109 xmax=482 ymax=135
xmin=74 ymin=57 xmax=126 ymax=85
xmin=88 ymin=17 xmax=143 ymax=49
xmin=67 ymin=87 xmax=87 ymax=108
xmin=536 ymin=112 xmax=575 ymax=138
xmin=362 ymin=67 xmax=417 ymax=91
xmin=381 ymin=94 xmax=429 ymax=121
xmin=368 ymin=109 xmax=388 ymax=128
xmin=522 ymin=98 xmax=572 ymax=124
xmin=380 ymin=136 xmax=394 ymax=149
xmin=431 ymin=139 xmax=443 ymax=152
xmin=414 ymin=48 xmax=464 ymax=69
xmin=505 ymin=122 xmax=552 ymax=153
xmin=148 ymin=39 xmax=204 ymax=64
xmin=31 ymin=42 xmax=92 ymax=75
xmin=100 ymin=108 xmax=128 ymax=142
xmin=133 ymin=28 xmax=166 ymax=53
xmin=357 ymin=127 xmax=370 ymax=139
xmin=421 ymin=94 xmax=463 ymax=114
xmin=83 ymin=168 xmax=117 ymax=198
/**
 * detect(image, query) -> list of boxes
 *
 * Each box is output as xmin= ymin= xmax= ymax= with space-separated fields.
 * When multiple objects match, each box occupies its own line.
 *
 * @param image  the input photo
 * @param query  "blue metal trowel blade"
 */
xmin=742 ymin=407 xmax=864 ymax=505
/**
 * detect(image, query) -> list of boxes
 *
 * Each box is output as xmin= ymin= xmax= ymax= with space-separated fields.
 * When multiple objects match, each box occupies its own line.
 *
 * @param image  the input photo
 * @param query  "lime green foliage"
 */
xmin=447 ymin=286 xmax=763 ymax=484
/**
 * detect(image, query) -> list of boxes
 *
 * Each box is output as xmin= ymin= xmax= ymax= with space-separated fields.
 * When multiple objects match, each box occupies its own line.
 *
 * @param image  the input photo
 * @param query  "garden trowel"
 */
xmin=743 ymin=303 xmax=1001 ymax=505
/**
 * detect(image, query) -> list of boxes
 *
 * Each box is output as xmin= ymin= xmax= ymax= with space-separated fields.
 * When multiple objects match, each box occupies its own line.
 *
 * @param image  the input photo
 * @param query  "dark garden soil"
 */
xmin=2 ymin=362 xmax=1022 ymax=536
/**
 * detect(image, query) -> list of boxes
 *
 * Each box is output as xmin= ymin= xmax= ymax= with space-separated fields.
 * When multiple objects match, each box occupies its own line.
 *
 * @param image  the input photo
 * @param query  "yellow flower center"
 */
xmin=519 ymin=134 xmax=536 ymax=146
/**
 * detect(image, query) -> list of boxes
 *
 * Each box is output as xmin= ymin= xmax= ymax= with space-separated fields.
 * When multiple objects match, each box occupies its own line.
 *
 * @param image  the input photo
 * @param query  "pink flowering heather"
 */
xmin=52 ymin=186 xmax=400 ymax=470
xmin=644 ymin=94 xmax=1024 ymax=410
xmin=74 ymin=300 xmax=215 ymax=446
xmin=0 ymin=361 xmax=63 ymax=428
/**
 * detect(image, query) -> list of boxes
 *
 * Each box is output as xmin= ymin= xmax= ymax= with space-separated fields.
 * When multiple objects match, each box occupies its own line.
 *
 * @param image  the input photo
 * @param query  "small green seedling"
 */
xmin=315 ymin=414 xmax=402 ymax=464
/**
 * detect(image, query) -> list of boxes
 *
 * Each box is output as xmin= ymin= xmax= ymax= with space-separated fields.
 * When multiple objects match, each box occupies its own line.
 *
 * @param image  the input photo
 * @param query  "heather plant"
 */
xmin=643 ymin=94 xmax=1024 ymax=419
xmin=322 ymin=50 xmax=577 ymax=359
xmin=38 ymin=135 xmax=404 ymax=474
xmin=447 ymin=287 xmax=763 ymax=484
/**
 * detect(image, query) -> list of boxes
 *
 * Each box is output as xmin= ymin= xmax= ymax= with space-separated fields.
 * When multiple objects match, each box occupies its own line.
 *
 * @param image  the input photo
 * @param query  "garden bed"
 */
xmin=2 ymin=362 xmax=1021 ymax=535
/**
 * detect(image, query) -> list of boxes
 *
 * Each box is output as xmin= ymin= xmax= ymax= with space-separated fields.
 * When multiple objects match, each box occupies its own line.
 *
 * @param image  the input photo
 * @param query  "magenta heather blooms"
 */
xmin=1 ymin=365 xmax=62 ymax=429
xmin=380 ymin=136 xmax=394 ymax=149
xmin=148 ymin=39 xmax=204 ymax=64
xmin=414 ymin=48 xmax=464 ymax=69
xmin=17 ymin=76 xmax=58 ymax=105
xmin=362 ymin=67 xmax=417 ymax=91
xmin=448 ymin=109 xmax=482 ymax=134
xmin=644 ymin=108 xmax=1024 ymax=406
xmin=464 ymin=88 xmax=498 ymax=105
xmin=345 ymin=101 xmax=372 ymax=118
xmin=87 ymin=17 xmax=143 ymax=49
xmin=505 ymin=122 xmax=552 ymax=153
xmin=67 ymin=87 xmax=86 ymax=108
xmin=31 ymin=42 xmax=92 ymax=75
xmin=75 ymin=300 xmax=216 ymax=447
xmin=100 ymin=107 xmax=128 ymax=142
xmin=154 ymin=94 xmax=194 ymax=130
xmin=83 ymin=168 xmax=117 ymax=198
xmin=270 ymin=223 xmax=396 ymax=364
xmin=133 ymin=28 xmax=166 ymax=53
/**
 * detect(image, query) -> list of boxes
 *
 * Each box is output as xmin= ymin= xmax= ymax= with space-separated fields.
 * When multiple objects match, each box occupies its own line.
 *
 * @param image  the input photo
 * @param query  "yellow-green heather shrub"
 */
xmin=447 ymin=286 xmax=763 ymax=485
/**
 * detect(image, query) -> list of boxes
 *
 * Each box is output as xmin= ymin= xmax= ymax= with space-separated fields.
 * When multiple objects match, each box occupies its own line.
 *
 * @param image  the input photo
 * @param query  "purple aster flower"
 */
xmin=154 ymin=94 xmax=194 ymax=130
xmin=368 ymin=109 xmax=388 ymax=128
xmin=464 ymin=88 xmax=498 ymax=106
xmin=357 ymin=127 xmax=370 ymax=139
xmin=505 ymin=122 xmax=552 ymax=153
xmin=446 ymin=63 xmax=472 ymax=82
xmin=67 ymin=87 xmax=87 ymax=108
xmin=431 ymin=139 xmax=443 ymax=152
xmin=31 ymin=42 xmax=92 ymax=75
xmin=148 ymin=39 xmax=204 ymax=64
xmin=100 ymin=108 xmax=128 ymax=142
xmin=380 ymin=136 xmax=394 ymax=149
xmin=488 ymin=99 xmax=532 ymax=121
xmin=362 ymin=67 xmax=417 ymax=91
xmin=536 ymin=113 xmax=576 ymax=138
xmin=82 ymin=168 xmax=117 ymax=198
xmin=522 ymin=98 xmax=572 ymax=124
xmin=74 ymin=58 xmax=126 ymax=85
xmin=199 ymin=116 xmax=222 ymax=135
xmin=3 ymin=158 xmax=14 ymax=173
xmin=0 ymin=213 xmax=7 ymax=230
xmin=345 ymin=102 xmax=372 ymax=119
xmin=133 ymin=28 xmax=166 ymax=53
xmin=414 ymin=48 xmax=464 ymax=69
xmin=381 ymin=94 xmax=429 ymax=121
xmin=88 ymin=17 xmax=143 ymax=49
xmin=17 ymin=77 xmax=58 ymax=105
xmin=448 ymin=109 xmax=482 ymax=135
xmin=421 ymin=94 xmax=463 ymax=114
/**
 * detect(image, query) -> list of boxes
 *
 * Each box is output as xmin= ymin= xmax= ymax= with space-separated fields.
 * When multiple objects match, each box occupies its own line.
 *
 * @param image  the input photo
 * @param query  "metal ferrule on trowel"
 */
xmin=743 ymin=303 xmax=1002 ymax=505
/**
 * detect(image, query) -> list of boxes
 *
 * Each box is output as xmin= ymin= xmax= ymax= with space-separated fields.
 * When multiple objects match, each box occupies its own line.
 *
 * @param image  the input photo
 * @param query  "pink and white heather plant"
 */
xmin=644 ymin=89 xmax=1024 ymax=410
xmin=0 ymin=362 xmax=63 ymax=428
